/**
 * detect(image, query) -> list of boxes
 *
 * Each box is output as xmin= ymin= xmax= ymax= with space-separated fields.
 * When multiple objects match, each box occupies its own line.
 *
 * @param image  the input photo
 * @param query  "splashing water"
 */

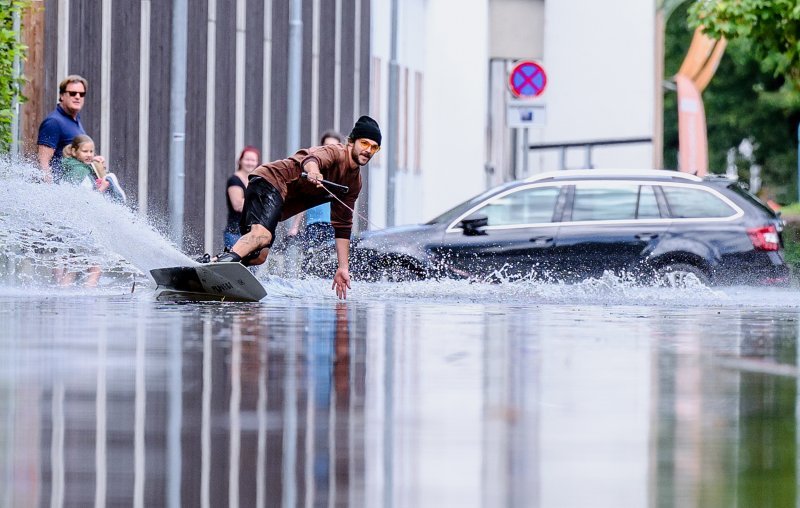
xmin=2 ymin=157 xmax=797 ymax=308
xmin=0 ymin=158 xmax=193 ymax=291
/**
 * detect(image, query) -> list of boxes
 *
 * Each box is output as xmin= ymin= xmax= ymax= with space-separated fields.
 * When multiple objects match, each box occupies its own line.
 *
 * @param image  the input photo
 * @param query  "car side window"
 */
xmin=637 ymin=185 xmax=660 ymax=219
xmin=661 ymin=186 xmax=736 ymax=218
xmin=572 ymin=184 xmax=642 ymax=221
xmin=477 ymin=186 xmax=560 ymax=226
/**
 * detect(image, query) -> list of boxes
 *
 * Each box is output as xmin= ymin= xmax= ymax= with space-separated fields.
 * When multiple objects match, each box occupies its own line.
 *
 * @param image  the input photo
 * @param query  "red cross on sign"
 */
xmin=508 ymin=61 xmax=547 ymax=98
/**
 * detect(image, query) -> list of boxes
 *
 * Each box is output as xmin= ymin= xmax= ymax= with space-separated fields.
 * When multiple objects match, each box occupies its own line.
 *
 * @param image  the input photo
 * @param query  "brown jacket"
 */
xmin=251 ymin=143 xmax=362 ymax=239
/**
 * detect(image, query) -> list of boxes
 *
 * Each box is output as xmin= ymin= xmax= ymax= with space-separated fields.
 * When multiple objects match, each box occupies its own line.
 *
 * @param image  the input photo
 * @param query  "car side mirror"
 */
xmin=460 ymin=213 xmax=488 ymax=236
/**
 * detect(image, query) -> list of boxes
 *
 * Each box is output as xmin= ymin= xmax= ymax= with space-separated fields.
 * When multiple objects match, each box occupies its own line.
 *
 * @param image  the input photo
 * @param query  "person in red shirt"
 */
xmin=215 ymin=115 xmax=381 ymax=299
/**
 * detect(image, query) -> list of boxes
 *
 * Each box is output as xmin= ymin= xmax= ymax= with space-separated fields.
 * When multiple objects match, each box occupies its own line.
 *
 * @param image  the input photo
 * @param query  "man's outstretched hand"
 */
xmin=332 ymin=268 xmax=351 ymax=300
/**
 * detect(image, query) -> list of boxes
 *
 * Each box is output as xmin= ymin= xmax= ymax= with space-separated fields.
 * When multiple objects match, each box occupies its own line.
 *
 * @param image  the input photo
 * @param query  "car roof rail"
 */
xmin=523 ymin=169 xmax=703 ymax=183
xmin=702 ymin=173 xmax=738 ymax=182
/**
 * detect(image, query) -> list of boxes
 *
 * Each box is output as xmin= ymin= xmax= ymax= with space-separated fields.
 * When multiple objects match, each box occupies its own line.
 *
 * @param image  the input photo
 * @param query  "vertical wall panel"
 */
xmin=317 ymin=0 xmax=335 ymax=140
xmin=415 ymin=71 xmax=423 ymax=173
xmin=42 ymin=0 xmax=59 ymax=114
xmin=401 ymin=67 xmax=408 ymax=171
xmin=212 ymin=0 xmax=238 ymax=252
xmin=299 ymin=0 xmax=313 ymax=147
xmin=146 ymin=0 xmax=172 ymax=221
xmin=356 ymin=0 xmax=372 ymax=230
xmin=339 ymin=0 xmax=355 ymax=132
xmin=269 ymin=0 xmax=289 ymax=159
xmin=109 ymin=0 xmax=140 ymax=193
xmin=244 ymin=0 xmax=265 ymax=151
xmin=68 ymin=0 xmax=102 ymax=142
xmin=184 ymin=1 xmax=209 ymax=253
xmin=359 ymin=0 xmax=370 ymax=117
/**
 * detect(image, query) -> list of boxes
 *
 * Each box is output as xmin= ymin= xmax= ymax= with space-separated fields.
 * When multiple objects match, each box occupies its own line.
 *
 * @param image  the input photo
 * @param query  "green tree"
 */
xmin=664 ymin=1 xmax=800 ymax=203
xmin=689 ymin=0 xmax=800 ymax=91
xmin=0 ymin=0 xmax=29 ymax=153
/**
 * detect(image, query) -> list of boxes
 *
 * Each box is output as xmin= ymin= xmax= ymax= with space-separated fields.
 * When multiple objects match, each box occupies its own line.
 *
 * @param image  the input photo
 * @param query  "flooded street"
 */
xmin=2 ymin=283 xmax=800 ymax=507
xmin=2 ymin=164 xmax=800 ymax=506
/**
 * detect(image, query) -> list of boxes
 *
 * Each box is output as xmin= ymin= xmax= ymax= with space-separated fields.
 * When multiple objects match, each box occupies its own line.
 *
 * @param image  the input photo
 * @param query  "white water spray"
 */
xmin=0 ymin=159 xmax=193 ymax=290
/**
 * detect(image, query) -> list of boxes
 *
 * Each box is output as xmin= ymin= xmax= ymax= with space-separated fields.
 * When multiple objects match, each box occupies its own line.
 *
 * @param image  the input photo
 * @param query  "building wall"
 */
xmin=420 ymin=0 xmax=489 ymax=222
xmin=368 ymin=0 xmax=428 ymax=228
xmin=532 ymin=0 xmax=656 ymax=172
xmin=369 ymin=0 xmax=488 ymax=226
xmin=23 ymin=0 xmax=371 ymax=253
xmin=369 ymin=0 xmax=657 ymax=226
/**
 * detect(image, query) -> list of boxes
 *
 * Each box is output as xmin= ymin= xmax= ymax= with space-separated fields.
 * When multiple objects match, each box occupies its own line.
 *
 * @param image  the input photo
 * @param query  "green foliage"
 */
xmin=780 ymin=202 xmax=800 ymax=216
xmin=0 ymin=0 xmax=30 ymax=153
xmin=664 ymin=1 xmax=800 ymax=204
xmin=782 ymin=220 xmax=800 ymax=277
xmin=689 ymin=0 xmax=800 ymax=91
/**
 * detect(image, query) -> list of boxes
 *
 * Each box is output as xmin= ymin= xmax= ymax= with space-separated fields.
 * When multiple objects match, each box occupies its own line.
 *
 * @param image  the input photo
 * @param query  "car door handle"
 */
xmin=529 ymin=236 xmax=554 ymax=246
xmin=635 ymin=233 xmax=659 ymax=241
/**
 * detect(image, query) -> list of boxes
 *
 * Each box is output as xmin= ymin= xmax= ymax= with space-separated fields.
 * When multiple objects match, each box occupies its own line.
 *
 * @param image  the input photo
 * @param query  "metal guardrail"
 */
xmin=528 ymin=137 xmax=653 ymax=170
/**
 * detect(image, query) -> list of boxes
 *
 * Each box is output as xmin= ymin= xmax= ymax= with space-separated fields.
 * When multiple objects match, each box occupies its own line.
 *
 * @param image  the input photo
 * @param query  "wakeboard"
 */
xmin=150 ymin=262 xmax=266 ymax=302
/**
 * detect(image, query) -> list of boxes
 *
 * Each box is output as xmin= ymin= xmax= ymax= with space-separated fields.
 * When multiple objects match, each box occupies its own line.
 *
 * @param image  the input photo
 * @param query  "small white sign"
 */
xmin=506 ymin=101 xmax=546 ymax=128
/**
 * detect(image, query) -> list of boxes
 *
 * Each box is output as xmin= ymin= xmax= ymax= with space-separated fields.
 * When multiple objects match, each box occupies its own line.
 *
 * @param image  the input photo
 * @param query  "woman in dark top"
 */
xmin=224 ymin=146 xmax=260 ymax=249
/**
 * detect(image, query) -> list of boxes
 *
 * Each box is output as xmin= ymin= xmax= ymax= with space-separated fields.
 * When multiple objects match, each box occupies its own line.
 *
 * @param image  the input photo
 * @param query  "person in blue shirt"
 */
xmin=287 ymin=130 xmax=343 ymax=247
xmin=37 ymin=75 xmax=104 ymax=183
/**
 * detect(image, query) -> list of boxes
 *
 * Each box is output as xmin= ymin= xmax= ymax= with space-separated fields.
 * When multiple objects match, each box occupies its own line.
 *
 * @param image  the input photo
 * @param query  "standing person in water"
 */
xmin=211 ymin=115 xmax=382 ymax=300
xmin=223 ymin=146 xmax=261 ymax=250
xmin=58 ymin=134 xmax=107 ymax=286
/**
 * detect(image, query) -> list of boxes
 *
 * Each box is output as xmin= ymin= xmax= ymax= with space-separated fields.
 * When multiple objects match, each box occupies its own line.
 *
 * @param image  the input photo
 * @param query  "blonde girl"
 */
xmin=61 ymin=135 xmax=109 ymax=193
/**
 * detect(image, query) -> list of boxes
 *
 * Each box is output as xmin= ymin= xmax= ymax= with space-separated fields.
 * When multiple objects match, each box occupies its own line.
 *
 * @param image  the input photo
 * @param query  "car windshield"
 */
xmin=425 ymin=184 xmax=517 ymax=225
xmin=727 ymin=182 xmax=779 ymax=218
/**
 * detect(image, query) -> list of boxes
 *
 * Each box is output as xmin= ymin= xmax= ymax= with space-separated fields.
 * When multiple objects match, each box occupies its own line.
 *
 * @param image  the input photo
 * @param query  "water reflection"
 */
xmin=1 ymin=297 xmax=799 ymax=507
xmin=655 ymin=310 xmax=798 ymax=507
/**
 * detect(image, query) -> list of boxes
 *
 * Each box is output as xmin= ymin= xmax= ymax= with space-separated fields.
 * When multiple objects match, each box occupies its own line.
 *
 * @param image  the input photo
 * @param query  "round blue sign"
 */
xmin=509 ymin=61 xmax=547 ymax=98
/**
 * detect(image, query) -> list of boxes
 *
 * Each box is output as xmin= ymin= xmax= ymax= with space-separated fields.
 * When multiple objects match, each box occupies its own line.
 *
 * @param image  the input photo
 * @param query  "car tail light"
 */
xmin=747 ymin=225 xmax=780 ymax=251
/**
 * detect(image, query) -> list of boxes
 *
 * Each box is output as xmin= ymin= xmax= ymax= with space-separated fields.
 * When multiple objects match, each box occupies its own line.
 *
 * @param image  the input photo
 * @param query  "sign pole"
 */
xmin=522 ymin=128 xmax=529 ymax=176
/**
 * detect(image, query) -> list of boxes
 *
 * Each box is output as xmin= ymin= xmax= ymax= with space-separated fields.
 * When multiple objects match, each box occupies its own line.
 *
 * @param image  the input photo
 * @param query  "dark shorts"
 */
xmin=240 ymin=176 xmax=284 ymax=247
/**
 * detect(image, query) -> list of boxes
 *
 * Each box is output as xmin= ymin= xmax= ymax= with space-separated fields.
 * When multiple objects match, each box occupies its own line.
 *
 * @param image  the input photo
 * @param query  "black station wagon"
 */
xmin=350 ymin=170 xmax=790 ymax=286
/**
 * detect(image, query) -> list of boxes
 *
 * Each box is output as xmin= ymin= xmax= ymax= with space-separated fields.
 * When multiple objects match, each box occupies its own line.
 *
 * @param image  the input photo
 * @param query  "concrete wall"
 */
xmin=535 ymin=0 xmax=655 ymax=172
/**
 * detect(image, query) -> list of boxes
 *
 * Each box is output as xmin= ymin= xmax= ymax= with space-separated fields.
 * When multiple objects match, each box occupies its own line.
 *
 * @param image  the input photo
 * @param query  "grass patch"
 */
xmin=785 ymin=235 xmax=800 ymax=271
xmin=780 ymin=203 xmax=800 ymax=216
xmin=782 ymin=215 xmax=800 ymax=281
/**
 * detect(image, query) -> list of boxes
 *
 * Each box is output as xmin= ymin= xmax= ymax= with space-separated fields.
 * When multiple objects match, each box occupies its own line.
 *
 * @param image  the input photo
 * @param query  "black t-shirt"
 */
xmin=225 ymin=174 xmax=246 ymax=233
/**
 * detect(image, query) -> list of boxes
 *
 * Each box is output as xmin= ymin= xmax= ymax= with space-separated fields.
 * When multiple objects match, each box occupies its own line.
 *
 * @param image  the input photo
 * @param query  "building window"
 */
xmin=414 ymin=71 xmax=423 ymax=174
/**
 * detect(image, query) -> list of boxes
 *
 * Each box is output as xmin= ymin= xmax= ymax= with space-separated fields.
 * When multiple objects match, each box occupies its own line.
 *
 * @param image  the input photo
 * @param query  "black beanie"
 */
xmin=349 ymin=115 xmax=382 ymax=146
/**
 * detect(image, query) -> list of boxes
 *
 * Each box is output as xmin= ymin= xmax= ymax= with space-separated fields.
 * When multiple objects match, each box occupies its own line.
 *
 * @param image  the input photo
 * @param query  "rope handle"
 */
xmin=301 ymin=171 xmax=349 ymax=193
xmin=302 ymin=172 xmax=383 ymax=231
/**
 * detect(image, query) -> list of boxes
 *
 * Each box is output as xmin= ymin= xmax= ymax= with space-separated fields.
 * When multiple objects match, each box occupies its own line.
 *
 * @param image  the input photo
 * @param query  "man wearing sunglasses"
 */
xmin=37 ymin=75 xmax=92 ymax=183
xmin=214 ymin=115 xmax=381 ymax=300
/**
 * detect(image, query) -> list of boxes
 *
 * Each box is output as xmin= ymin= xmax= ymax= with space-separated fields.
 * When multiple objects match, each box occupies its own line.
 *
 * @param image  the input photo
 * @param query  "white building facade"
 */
xmin=369 ymin=0 xmax=657 ymax=227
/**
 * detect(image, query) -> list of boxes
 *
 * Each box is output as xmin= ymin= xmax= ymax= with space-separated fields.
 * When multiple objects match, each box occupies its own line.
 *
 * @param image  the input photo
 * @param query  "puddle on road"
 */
xmin=2 ymin=158 xmax=800 ymax=506
xmin=1 ymin=296 xmax=798 ymax=507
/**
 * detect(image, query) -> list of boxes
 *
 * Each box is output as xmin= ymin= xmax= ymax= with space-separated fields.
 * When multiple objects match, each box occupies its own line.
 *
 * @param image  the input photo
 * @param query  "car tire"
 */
xmin=655 ymin=263 xmax=710 ymax=288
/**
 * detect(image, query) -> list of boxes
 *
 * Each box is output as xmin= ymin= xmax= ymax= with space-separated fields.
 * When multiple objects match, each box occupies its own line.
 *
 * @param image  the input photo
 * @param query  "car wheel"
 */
xmin=655 ymin=263 xmax=710 ymax=288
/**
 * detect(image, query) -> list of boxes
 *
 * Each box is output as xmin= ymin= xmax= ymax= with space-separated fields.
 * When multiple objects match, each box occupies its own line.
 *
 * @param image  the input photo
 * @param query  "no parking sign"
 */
xmin=508 ymin=61 xmax=547 ymax=98
xmin=507 ymin=60 xmax=547 ymax=127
